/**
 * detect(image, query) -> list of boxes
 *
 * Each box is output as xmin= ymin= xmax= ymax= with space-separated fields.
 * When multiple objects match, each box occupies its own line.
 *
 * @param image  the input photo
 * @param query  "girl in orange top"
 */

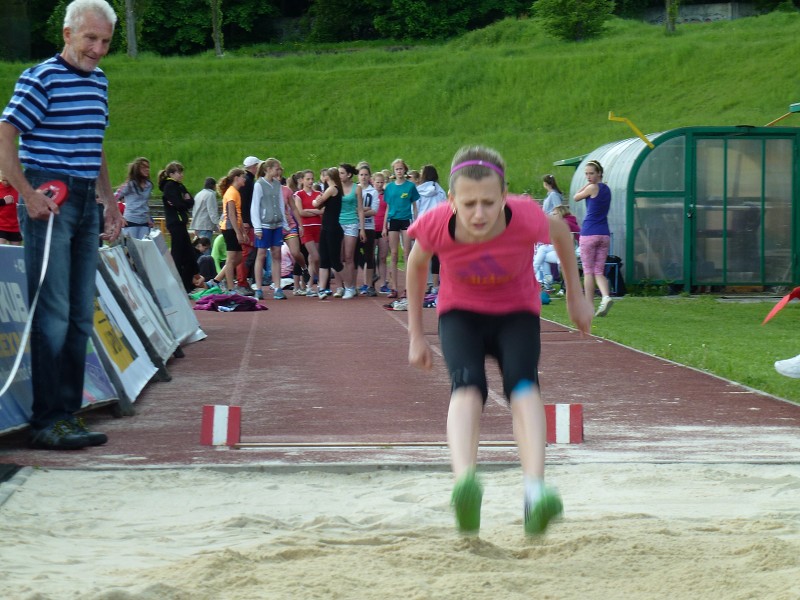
xmin=218 ymin=167 xmax=248 ymax=293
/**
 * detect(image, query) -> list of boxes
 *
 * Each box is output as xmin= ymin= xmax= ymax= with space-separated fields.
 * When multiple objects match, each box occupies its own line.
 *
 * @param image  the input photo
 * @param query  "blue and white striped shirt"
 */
xmin=1 ymin=54 xmax=109 ymax=179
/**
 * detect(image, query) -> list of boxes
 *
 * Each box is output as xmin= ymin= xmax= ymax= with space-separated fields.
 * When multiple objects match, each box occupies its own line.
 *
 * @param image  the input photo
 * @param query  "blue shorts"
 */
xmin=255 ymin=227 xmax=283 ymax=249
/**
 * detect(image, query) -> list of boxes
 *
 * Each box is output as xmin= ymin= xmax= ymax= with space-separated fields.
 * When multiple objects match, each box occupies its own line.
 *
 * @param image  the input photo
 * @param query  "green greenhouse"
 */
xmin=559 ymin=125 xmax=800 ymax=291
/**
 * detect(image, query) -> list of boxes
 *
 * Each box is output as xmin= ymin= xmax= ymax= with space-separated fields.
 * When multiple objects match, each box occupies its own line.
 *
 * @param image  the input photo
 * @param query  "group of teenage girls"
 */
xmin=113 ymin=154 xmax=615 ymax=318
xmin=210 ymin=157 xmax=447 ymax=302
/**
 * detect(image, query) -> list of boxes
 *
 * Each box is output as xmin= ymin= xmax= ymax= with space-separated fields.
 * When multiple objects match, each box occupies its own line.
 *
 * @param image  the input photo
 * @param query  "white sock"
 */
xmin=524 ymin=476 xmax=545 ymax=504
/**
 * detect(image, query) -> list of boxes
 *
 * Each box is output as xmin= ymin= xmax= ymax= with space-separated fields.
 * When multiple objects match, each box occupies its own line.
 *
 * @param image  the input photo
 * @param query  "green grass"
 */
xmin=541 ymin=294 xmax=800 ymax=404
xmin=2 ymin=13 xmax=797 ymax=193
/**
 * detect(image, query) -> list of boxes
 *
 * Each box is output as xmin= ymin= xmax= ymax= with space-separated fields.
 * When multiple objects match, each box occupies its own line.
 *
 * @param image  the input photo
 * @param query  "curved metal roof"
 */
xmin=562 ymin=125 xmax=800 ymax=267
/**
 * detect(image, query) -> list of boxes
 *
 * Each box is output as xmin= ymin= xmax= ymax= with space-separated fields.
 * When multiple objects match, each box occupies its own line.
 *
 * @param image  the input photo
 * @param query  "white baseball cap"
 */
xmin=243 ymin=156 xmax=261 ymax=167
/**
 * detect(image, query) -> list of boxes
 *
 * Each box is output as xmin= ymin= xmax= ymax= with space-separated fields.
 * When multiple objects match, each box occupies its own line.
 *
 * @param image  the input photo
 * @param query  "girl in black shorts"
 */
xmin=406 ymin=145 xmax=593 ymax=536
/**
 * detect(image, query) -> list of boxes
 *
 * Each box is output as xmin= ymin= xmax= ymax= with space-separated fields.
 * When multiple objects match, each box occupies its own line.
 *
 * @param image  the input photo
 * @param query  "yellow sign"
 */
xmin=93 ymin=299 xmax=135 ymax=371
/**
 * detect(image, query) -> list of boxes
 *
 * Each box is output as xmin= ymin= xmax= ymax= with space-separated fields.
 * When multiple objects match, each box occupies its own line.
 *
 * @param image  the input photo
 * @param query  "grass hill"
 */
xmin=0 ymin=12 xmax=798 ymax=194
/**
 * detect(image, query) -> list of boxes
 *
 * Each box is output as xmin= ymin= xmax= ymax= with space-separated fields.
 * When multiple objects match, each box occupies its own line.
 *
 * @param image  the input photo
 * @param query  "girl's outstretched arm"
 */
xmin=549 ymin=215 xmax=593 ymax=335
xmin=406 ymin=241 xmax=434 ymax=371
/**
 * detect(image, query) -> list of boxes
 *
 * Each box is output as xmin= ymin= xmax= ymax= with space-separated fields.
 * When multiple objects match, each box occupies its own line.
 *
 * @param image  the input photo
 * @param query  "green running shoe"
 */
xmin=451 ymin=470 xmax=483 ymax=534
xmin=524 ymin=487 xmax=563 ymax=536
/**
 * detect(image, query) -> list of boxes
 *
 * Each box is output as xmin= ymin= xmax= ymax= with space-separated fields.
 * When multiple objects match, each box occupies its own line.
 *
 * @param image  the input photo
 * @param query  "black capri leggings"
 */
xmin=356 ymin=229 xmax=377 ymax=269
xmin=168 ymin=223 xmax=198 ymax=292
xmin=438 ymin=310 xmax=541 ymax=404
xmin=319 ymin=224 xmax=344 ymax=272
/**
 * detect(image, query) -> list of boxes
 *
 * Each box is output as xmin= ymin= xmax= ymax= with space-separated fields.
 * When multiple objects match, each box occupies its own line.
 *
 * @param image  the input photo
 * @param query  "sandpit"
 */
xmin=1 ymin=463 xmax=798 ymax=600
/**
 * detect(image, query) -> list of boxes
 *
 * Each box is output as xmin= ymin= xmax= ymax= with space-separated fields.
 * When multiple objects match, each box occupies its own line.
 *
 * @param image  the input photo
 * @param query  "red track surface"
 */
xmin=1 ymin=293 xmax=799 ymax=468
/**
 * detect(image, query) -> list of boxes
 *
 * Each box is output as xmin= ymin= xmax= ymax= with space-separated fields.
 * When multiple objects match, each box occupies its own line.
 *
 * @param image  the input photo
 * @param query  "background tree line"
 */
xmin=0 ymin=0 xmax=795 ymax=59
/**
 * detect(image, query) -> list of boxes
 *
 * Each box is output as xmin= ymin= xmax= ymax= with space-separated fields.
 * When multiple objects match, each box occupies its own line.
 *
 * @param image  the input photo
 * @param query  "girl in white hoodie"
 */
xmin=416 ymin=165 xmax=447 ymax=294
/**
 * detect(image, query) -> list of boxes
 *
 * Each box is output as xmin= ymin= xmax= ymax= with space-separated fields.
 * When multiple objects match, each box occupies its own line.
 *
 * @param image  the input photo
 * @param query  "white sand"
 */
xmin=1 ymin=463 xmax=799 ymax=600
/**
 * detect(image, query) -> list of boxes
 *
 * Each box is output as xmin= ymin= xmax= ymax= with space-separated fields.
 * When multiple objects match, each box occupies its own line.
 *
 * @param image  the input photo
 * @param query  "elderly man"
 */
xmin=0 ymin=0 xmax=125 ymax=450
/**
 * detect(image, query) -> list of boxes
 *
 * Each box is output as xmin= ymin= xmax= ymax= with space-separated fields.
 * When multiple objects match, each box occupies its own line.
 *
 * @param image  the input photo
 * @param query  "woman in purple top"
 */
xmin=574 ymin=159 xmax=613 ymax=317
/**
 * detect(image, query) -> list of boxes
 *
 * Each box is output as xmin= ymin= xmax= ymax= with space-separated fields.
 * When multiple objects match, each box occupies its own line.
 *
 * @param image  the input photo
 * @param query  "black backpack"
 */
xmin=604 ymin=255 xmax=626 ymax=297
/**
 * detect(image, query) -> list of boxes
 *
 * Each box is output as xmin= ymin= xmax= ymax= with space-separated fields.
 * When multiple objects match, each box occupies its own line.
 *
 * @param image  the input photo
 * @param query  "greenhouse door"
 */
xmin=691 ymin=137 xmax=794 ymax=287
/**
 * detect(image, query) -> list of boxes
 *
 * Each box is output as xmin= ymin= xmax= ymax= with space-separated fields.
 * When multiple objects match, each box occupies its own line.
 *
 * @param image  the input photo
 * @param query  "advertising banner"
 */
xmin=148 ymin=229 xmax=185 ymax=291
xmin=125 ymin=235 xmax=206 ymax=345
xmin=97 ymin=245 xmax=178 ymax=365
xmin=93 ymin=273 xmax=158 ymax=403
xmin=82 ymin=337 xmax=119 ymax=409
xmin=1 ymin=247 xmax=119 ymax=434
xmin=0 ymin=246 xmax=33 ymax=434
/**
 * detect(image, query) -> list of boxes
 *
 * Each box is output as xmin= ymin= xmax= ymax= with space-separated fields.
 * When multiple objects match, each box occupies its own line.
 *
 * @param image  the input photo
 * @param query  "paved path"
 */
xmin=1 ymin=294 xmax=799 ymax=468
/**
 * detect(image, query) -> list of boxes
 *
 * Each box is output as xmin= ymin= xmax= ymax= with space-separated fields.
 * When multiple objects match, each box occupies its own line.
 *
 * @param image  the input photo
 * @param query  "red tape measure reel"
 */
xmin=37 ymin=180 xmax=68 ymax=206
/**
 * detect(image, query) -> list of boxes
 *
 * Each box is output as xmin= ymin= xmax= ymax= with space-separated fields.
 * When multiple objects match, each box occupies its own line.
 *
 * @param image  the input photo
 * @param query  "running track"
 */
xmin=1 ymin=293 xmax=799 ymax=468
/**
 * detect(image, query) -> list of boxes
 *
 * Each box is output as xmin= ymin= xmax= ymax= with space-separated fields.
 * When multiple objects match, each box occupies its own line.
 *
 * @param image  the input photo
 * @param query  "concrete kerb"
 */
xmin=0 ymin=466 xmax=34 ymax=508
xmin=6 ymin=457 xmax=800 ymax=478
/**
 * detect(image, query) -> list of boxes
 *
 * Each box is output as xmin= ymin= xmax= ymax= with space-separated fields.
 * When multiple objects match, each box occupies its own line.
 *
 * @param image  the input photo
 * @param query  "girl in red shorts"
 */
xmin=294 ymin=169 xmax=323 ymax=296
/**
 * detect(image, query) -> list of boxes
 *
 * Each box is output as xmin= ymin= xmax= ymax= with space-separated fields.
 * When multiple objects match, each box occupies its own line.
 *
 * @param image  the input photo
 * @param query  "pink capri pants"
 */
xmin=579 ymin=235 xmax=610 ymax=275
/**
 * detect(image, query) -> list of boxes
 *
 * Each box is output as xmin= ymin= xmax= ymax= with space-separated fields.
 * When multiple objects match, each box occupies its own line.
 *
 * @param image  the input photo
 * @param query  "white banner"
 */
xmin=148 ymin=229 xmax=185 ymax=291
xmin=125 ymin=235 xmax=206 ymax=345
xmin=1 ymin=246 xmax=122 ymax=435
xmin=0 ymin=246 xmax=33 ymax=434
xmin=93 ymin=273 xmax=158 ymax=403
xmin=97 ymin=245 xmax=178 ymax=364
xmin=82 ymin=336 xmax=120 ymax=409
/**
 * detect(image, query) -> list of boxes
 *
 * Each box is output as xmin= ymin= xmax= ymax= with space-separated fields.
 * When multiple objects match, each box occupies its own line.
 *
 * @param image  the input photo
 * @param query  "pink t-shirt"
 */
xmin=375 ymin=192 xmax=387 ymax=231
xmin=408 ymin=196 xmax=549 ymax=316
xmin=282 ymin=186 xmax=298 ymax=230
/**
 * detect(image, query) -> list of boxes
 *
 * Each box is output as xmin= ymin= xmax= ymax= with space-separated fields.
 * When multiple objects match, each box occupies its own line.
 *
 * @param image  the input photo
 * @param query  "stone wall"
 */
xmin=644 ymin=2 xmax=758 ymax=24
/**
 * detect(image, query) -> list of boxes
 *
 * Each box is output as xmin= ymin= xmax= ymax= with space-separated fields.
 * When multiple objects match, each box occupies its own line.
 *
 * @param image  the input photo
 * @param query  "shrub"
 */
xmin=775 ymin=0 xmax=799 ymax=11
xmin=532 ymin=0 xmax=615 ymax=41
xmin=627 ymin=279 xmax=672 ymax=296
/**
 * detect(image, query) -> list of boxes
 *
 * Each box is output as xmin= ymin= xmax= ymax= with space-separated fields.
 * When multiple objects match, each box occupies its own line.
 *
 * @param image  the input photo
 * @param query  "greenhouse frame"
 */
xmin=559 ymin=126 xmax=800 ymax=291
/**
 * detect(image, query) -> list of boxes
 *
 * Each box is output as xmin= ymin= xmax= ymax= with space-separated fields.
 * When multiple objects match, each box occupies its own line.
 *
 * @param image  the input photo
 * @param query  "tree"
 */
xmin=124 ymin=0 xmax=137 ymax=56
xmin=665 ymin=0 xmax=679 ymax=34
xmin=308 ymin=0 xmax=385 ymax=42
xmin=374 ymin=0 xmax=468 ymax=40
xmin=532 ymin=0 xmax=615 ymax=41
xmin=210 ymin=0 xmax=223 ymax=56
xmin=305 ymin=0 xmax=528 ymax=43
xmin=0 ymin=0 xmax=31 ymax=61
xmin=373 ymin=0 xmax=527 ymax=41
xmin=46 ymin=0 xmax=126 ymax=50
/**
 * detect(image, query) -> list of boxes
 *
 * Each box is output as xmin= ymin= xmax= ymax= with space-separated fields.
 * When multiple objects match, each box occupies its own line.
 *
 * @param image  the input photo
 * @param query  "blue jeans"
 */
xmin=19 ymin=168 xmax=99 ymax=430
xmin=123 ymin=224 xmax=151 ymax=239
xmin=533 ymin=243 xmax=558 ymax=283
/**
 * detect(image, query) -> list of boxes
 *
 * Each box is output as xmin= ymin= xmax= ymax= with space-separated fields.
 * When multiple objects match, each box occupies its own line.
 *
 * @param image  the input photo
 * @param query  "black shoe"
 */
xmin=29 ymin=421 xmax=90 ymax=450
xmin=69 ymin=418 xmax=108 ymax=446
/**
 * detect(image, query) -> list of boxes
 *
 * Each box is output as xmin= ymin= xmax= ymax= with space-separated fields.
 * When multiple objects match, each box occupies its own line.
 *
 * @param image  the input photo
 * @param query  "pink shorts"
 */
xmin=579 ymin=235 xmax=610 ymax=275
